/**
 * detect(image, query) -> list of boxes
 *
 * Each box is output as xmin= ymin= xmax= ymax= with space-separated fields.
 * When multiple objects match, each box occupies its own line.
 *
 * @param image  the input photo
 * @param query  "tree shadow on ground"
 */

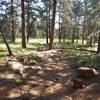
xmin=0 ymin=48 xmax=100 ymax=100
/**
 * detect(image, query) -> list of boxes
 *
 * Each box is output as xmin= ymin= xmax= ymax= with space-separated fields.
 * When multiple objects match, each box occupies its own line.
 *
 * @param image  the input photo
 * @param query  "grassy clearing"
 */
xmin=0 ymin=39 xmax=45 ymax=79
xmin=64 ymin=49 xmax=100 ymax=68
xmin=0 ymin=38 xmax=99 ymax=69
xmin=58 ymin=41 xmax=100 ymax=68
xmin=56 ymin=40 xmax=98 ymax=51
xmin=0 ymin=39 xmax=46 ymax=64
xmin=0 ymin=38 xmax=60 ymax=64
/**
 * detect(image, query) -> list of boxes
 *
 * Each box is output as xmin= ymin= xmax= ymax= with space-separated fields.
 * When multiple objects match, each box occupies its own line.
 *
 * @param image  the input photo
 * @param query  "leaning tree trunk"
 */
xmin=21 ymin=0 xmax=26 ymax=48
xmin=49 ymin=0 xmax=57 ymax=49
xmin=1 ymin=32 xmax=13 ymax=56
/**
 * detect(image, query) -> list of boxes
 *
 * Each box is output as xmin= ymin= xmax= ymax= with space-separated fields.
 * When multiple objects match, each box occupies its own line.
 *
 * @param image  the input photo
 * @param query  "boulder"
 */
xmin=77 ymin=67 xmax=99 ymax=77
xmin=72 ymin=78 xmax=85 ymax=88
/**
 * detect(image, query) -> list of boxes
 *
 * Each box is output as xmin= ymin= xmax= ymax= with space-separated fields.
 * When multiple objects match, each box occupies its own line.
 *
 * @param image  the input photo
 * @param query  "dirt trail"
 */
xmin=0 ymin=49 xmax=100 ymax=100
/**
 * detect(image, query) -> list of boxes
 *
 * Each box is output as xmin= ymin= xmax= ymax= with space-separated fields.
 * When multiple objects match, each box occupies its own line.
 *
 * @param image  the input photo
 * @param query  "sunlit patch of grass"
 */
xmin=0 ymin=38 xmax=46 ymax=65
xmin=0 ymin=38 xmax=99 ymax=69
xmin=56 ymin=40 xmax=98 ymax=51
xmin=63 ymin=49 xmax=100 ymax=68
xmin=56 ymin=40 xmax=100 ymax=68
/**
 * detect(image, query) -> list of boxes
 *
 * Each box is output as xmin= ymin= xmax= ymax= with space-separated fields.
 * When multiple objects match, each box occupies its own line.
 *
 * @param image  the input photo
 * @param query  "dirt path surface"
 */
xmin=0 ymin=49 xmax=100 ymax=100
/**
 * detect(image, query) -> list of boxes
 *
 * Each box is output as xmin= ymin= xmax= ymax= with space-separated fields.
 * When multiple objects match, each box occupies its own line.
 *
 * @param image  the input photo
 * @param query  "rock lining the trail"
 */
xmin=6 ymin=57 xmax=42 ymax=78
xmin=77 ymin=67 xmax=99 ymax=77
xmin=7 ymin=61 xmax=23 ymax=70
xmin=72 ymin=67 xmax=100 ymax=89
xmin=61 ymin=96 xmax=73 ymax=100
xmin=72 ymin=78 xmax=85 ymax=88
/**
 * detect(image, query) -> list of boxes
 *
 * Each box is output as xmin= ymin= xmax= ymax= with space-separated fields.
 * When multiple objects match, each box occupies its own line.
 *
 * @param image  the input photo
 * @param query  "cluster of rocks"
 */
xmin=6 ymin=56 xmax=30 ymax=65
xmin=72 ymin=67 xmax=100 ymax=89
xmin=17 ymin=56 xmax=30 ymax=65
xmin=6 ymin=56 xmax=42 ymax=78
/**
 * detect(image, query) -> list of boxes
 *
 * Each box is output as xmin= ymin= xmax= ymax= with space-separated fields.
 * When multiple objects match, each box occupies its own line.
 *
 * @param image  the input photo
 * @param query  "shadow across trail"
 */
xmin=0 ymin=48 xmax=100 ymax=100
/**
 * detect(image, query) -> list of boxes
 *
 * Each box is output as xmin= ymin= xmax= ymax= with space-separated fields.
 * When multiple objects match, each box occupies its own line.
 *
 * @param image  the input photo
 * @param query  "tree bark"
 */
xmin=27 ymin=0 xmax=30 ymax=42
xmin=1 ymin=32 xmax=13 ymax=56
xmin=46 ymin=3 xmax=49 ymax=44
xmin=48 ymin=0 xmax=51 ymax=43
xmin=21 ymin=0 xmax=26 ymax=48
xmin=59 ymin=7 xmax=61 ymax=43
xmin=11 ymin=0 xmax=15 ymax=42
xmin=82 ymin=25 xmax=85 ymax=44
xmin=49 ymin=0 xmax=57 ymax=49
xmin=97 ymin=31 xmax=100 ymax=54
xmin=72 ymin=28 xmax=75 ymax=44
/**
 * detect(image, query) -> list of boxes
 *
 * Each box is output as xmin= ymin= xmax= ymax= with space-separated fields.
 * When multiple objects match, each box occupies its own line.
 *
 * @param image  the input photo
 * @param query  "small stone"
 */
xmin=20 ymin=93 xmax=31 ymax=100
xmin=45 ymin=81 xmax=54 ymax=87
xmin=31 ymin=65 xmax=42 ymax=70
xmin=7 ymin=61 xmax=23 ymax=69
xmin=17 ymin=56 xmax=30 ymax=65
xmin=15 ymin=69 xmax=21 ymax=75
xmin=61 ymin=96 xmax=72 ymax=100
xmin=72 ymin=78 xmax=85 ymax=88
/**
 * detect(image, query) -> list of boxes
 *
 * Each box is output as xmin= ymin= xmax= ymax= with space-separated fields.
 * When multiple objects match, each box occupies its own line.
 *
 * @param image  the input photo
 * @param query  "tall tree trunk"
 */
xmin=62 ymin=26 xmax=66 ymax=42
xmin=77 ymin=17 xmax=80 ymax=44
xmin=21 ymin=0 xmax=26 ymax=48
xmin=97 ymin=31 xmax=100 ymax=53
xmin=1 ymin=32 xmax=13 ymax=56
xmin=27 ymin=0 xmax=30 ymax=42
xmin=82 ymin=14 xmax=86 ymax=45
xmin=89 ymin=37 xmax=93 ymax=46
xmin=11 ymin=0 xmax=15 ymax=42
xmin=46 ymin=3 xmax=49 ymax=44
xmin=49 ymin=0 xmax=57 ymax=49
xmin=72 ymin=28 xmax=75 ymax=44
xmin=77 ymin=28 xmax=79 ymax=44
xmin=48 ymin=0 xmax=51 ymax=42
xmin=59 ymin=7 xmax=61 ymax=43
xmin=82 ymin=25 xmax=85 ymax=44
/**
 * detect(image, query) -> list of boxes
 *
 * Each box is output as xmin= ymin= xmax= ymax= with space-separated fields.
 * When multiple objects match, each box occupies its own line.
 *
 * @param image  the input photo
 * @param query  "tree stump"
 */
xmin=77 ymin=67 xmax=99 ymax=77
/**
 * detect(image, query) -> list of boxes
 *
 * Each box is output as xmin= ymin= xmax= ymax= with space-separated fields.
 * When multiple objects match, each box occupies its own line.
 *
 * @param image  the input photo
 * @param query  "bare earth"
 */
xmin=0 ymin=49 xmax=100 ymax=100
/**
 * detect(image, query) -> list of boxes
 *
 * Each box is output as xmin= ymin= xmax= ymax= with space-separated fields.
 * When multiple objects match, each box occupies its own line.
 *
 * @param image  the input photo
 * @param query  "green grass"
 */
xmin=58 ymin=41 xmax=100 ymax=68
xmin=0 ymin=39 xmax=46 ymax=64
xmin=56 ymin=40 xmax=98 ymax=51
xmin=0 ymin=38 xmax=99 ymax=69
xmin=0 ymin=38 xmax=60 ymax=64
